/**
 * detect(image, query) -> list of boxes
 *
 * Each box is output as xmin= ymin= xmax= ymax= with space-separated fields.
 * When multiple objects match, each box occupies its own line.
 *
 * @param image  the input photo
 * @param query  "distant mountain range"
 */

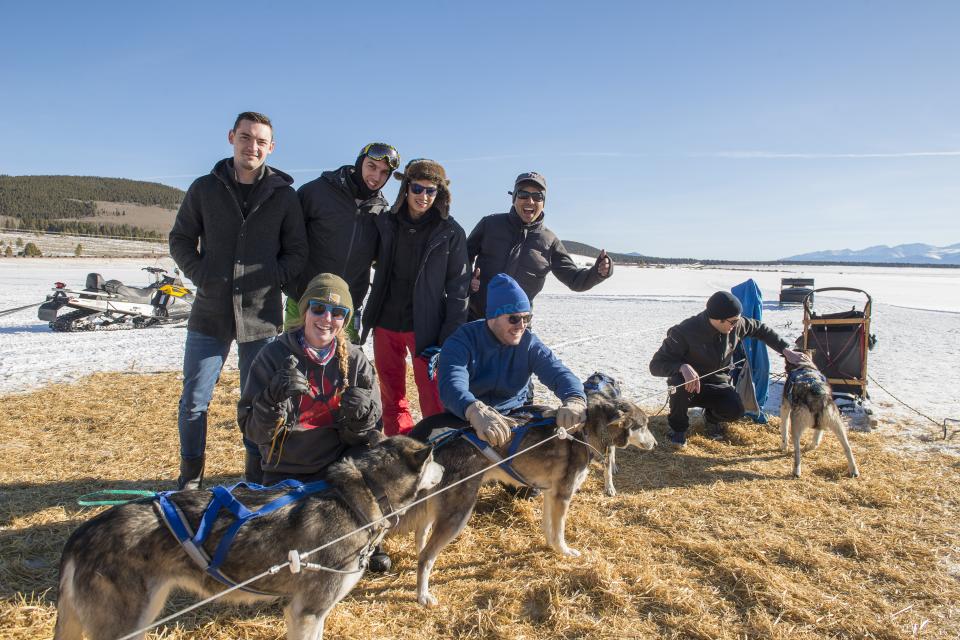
xmin=782 ymin=243 xmax=960 ymax=265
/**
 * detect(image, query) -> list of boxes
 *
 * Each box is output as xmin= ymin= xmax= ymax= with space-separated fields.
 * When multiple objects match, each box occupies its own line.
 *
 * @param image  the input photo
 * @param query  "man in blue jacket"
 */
xmin=422 ymin=273 xmax=587 ymax=446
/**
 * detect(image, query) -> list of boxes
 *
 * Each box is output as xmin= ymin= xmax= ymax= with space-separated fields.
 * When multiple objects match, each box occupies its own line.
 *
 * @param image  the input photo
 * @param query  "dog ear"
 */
xmin=411 ymin=443 xmax=433 ymax=470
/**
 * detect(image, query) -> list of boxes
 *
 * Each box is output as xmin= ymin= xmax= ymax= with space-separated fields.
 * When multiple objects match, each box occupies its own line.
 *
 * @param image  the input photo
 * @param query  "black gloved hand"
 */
xmin=338 ymin=386 xmax=374 ymax=423
xmin=264 ymin=355 xmax=313 ymax=406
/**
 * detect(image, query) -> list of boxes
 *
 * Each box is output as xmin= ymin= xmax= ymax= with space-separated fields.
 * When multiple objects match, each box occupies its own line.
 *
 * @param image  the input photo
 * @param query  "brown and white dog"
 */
xmin=780 ymin=356 xmax=860 ymax=479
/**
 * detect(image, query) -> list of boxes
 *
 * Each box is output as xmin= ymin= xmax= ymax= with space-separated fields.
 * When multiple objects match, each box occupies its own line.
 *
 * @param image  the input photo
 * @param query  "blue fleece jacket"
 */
xmin=438 ymin=320 xmax=585 ymax=419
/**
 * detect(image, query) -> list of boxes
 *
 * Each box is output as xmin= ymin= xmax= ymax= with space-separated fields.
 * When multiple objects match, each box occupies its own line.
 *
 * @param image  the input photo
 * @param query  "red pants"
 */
xmin=373 ymin=327 xmax=444 ymax=435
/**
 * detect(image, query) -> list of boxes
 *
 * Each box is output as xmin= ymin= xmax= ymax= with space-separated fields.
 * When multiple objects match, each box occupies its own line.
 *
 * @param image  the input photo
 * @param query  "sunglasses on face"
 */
xmin=721 ymin=316 xmax=741 ymax=326
xmin=409 ymin=183 xmax=438 ymax=196
xmin=507 ymin=313 xmax=533 ymax=325
xmin=307 ymin=300 xmax=349 ymax=319
xmin=361 ymin=142 xmax=400 ymax=169
xmin=515 ymin=190 xmax=545 ymax=202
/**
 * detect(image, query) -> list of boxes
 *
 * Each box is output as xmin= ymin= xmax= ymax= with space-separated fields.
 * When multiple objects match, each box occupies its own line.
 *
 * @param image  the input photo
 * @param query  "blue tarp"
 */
xmin=732 ymin=279 xmax=769 ymax=423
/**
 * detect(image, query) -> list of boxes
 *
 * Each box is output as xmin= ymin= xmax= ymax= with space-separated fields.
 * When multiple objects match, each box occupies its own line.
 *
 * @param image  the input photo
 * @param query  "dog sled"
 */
xmin=798 ymin=287 xmax=878 ymax=428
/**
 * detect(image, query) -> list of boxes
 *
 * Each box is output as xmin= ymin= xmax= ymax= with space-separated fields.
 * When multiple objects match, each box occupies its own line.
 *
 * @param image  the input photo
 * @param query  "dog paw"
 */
xmin=792 ymin=471 xmax=801 ymax=479
xmin=850 ymin=470 xmax=860 ymax=478
xmin=560 ymin=546 xmax=582 ymax=558
xmin=604 ymin=485 xmax=617 ymax=497
xmin=418 ymin=591 xmax=439 ymax=607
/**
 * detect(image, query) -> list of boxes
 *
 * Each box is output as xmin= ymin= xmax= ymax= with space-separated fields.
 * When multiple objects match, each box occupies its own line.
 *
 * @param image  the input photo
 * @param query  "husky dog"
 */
xmin=780 ymin=356 xmax=860 ymax=479
xmin=398 ymin=394 xmax=655 ymax=607
xmin=582 ymin=372 xmax=628 ymax=496
xmin=54 ymin=437 xmax=443 ymax=640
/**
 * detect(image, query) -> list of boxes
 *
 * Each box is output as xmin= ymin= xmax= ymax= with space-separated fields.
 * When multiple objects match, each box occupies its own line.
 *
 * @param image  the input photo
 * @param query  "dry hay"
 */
xmin=1 ymin=371 xmax=959 ymax=639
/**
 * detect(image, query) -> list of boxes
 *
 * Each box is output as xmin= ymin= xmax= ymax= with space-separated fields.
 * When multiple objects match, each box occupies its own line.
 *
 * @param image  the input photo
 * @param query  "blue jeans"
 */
xmin=177 ymin=330 xmax=272 ymax=460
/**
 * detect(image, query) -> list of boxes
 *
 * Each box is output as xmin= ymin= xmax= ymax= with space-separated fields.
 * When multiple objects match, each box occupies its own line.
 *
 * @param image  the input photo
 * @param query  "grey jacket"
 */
xmin=287 ymin=166 xmax=389 ymax=311
xmin=466 ymin=209 xmax=610 ymax=319
xmin=169 ymin=158 xmax=307 ymax=343
xmin=649 ymin=311 xmax=789 ymax=384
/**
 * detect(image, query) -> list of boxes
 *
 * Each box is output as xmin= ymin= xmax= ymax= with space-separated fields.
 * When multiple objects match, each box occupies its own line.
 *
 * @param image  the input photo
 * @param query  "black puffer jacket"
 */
xmin=238 ymin=331 xmax=381 ymax=476
xmin=466 ymin=209 xmax=610 ymax=318
xmin=361 ymin=206 xmax=470 ymax=354
xmin=169 ymin=158 xmax=307 ymax=343
xmin=287 ymin=166 xmax=389 ymax=310
xmin=649 ymin=311 xmax=789 ymax=384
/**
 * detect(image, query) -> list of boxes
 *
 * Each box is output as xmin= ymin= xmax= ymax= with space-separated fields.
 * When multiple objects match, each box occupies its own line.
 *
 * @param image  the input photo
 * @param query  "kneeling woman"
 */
xmin=239 ymin=273 xmax=382 ymax=485
xmin=361 ymin=159 xmax=470 ymax=435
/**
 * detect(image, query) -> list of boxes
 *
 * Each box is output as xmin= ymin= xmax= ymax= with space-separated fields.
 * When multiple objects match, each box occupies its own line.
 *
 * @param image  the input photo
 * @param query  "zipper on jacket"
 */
xmin=413 ymin=228 xmax=453 ymax=288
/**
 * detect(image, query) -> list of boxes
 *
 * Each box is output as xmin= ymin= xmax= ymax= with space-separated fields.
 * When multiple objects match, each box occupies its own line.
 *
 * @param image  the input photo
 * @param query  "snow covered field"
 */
xmin=1 ymin=257 xmax=958 ymax=456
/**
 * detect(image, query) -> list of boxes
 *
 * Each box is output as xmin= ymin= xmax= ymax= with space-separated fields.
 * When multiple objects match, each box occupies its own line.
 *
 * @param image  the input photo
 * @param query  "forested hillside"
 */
xmin=0 ymin=175 xmax=183 ymax=239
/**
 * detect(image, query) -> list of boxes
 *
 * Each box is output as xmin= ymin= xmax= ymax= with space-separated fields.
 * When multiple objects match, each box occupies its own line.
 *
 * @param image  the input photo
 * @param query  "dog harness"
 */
xmin=584 ymin=372 xmax=620 ymax=398
xmin=457 ymin=413 xmax=561 ymax=489
xmin=784 ymin=367 xmax=828 ymax=399
xmin=155 ymin=477 xmax=395 ymax=595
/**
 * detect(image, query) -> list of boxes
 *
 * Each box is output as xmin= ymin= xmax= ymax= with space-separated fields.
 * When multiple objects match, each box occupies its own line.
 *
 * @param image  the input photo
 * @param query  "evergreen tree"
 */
xmin=75 ymin=243 xmax=83 ymax=256
xmin=23 ymin=242 xmax=42 ymax=257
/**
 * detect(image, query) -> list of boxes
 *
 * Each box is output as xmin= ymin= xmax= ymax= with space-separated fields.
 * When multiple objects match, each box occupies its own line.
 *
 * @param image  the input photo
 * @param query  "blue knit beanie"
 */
xmin=486 ymin=273 xmax=531 ymax=319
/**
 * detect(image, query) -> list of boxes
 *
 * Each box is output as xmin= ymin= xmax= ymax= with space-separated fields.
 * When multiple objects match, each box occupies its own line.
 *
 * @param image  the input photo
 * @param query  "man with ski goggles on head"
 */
xmin=284 ymin=142 xmax=401 ymax=342
xmin=466 ymin=171 xmax=613 ymax=321
xmin=410 ymin=273 xmax=587 ymax=448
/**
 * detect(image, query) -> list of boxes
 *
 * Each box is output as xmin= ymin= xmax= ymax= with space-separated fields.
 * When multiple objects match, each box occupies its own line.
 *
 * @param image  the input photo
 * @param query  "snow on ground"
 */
xmin=1 ymin=257 xmax=958 ymax=457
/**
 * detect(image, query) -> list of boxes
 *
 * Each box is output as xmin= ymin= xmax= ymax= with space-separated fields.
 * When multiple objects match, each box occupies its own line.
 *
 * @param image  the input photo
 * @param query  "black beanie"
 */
xmin=706 ymin=291 xmax=742 ymax=319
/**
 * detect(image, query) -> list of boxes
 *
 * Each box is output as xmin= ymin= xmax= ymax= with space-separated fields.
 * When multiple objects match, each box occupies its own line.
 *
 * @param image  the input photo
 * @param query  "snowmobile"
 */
xmin=39 ymin=267 xmax=194 ymax=332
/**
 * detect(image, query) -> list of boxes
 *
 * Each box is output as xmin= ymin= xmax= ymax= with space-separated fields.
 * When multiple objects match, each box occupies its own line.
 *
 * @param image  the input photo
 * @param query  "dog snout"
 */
xmin=628 ymin=426 xmax=657 ymax=451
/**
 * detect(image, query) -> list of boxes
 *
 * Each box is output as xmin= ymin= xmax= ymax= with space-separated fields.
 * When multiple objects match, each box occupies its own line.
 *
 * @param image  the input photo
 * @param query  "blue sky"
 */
xmin=3 ymin=1 xmax=958 ymax=260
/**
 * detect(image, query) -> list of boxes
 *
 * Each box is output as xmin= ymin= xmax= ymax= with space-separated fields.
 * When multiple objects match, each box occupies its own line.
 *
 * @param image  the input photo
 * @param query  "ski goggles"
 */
xmin=360 ymin=142 xmax=401 ymax=170
xmin=307 ymin=300 xmax=350 ymax=319
xmin=409 ymin=183 xmax=439 ymax=196
xmin=507 ymin=313 xmax=533 ymax=325
xmin=514 ymin=190 xmax=545 ymax=202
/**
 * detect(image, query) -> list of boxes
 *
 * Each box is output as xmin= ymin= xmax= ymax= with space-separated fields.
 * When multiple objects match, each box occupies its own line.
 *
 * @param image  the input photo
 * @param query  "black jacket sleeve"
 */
xmin=548 ymin=238 xmax=608 ymax=292
xmin=466 ymin=217 xmax=484 ymax=267
xmin=741 ymin=318 xmax=789 ymax=353
xmin=275 ymin=194 xmax=307 ymax=289
xmin=649 ymin=326 xmax=688 ymax=377
xmin=168 ymin=181 xmax=206 ymax=285
xmin=439 ymin=227 xmax=471 ymax=345
xmin=237 ymin=348 xmax=291 ymax=446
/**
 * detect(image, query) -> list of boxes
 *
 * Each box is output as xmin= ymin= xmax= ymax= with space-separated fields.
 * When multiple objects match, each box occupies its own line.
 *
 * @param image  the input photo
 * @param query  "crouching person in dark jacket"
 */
xmin=649 ymin=290 xmax=807 ymax=447
xmin=238 ymin=272 xmax=393 ymax=571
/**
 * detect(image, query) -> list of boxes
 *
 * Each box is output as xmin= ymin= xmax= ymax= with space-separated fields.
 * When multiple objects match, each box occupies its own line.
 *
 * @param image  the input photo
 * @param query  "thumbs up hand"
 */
xmin=596 ymin=249 xmax=612 ymax=278
xmin=470 ymin=267 xmax=481 ymax=293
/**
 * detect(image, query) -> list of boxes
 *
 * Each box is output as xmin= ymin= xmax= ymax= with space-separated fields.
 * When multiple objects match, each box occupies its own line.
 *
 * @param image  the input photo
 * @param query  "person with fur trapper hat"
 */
xmin=283 ymin=142 xmax=400 ymax=341
xmin=361 ymin=159 xmax=470 ymax=435
xmin=466 ymin=171 xmax=613 ymax=320
xmin=238 ymin=272 xmax=393 ymax=571
xmin=649 ymin=290 xmax=808 ymax=446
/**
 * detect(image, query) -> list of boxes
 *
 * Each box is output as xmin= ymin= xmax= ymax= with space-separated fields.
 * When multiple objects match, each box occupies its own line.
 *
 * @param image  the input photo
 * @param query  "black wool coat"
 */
xmin=169 ymin=158 xmax=307 ymax=343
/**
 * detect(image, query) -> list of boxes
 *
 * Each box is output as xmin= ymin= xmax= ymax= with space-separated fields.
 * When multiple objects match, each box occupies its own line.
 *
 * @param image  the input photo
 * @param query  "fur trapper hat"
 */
xmin=391 ymin=158 xmax=451 ymax=218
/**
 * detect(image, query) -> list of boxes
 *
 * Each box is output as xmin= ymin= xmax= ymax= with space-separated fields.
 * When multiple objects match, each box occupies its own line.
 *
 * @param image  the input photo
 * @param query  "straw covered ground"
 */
xmin=1 ymin=371 xmax=958 ymax=639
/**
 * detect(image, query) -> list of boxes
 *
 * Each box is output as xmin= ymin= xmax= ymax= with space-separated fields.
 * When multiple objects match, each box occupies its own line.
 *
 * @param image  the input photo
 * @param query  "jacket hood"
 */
xmin=323 ymin=165 xmax=388 ymax=205
xmin=213 ymin=157 xmax=294 ymax=188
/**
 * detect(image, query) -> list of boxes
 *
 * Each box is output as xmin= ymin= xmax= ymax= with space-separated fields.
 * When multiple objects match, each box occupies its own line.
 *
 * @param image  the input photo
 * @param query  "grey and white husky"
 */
xmin=780 ymin=357 xmax=860 ymax=479
xmin=54 ymin=436 xmax=443 ymax=640
xmin=398 ymin=393 xmax=655 ymax=606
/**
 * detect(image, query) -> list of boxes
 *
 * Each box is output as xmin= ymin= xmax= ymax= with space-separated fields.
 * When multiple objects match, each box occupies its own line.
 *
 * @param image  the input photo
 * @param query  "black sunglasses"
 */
xmin=507 ymin=313 xmax=533 ymax=325
xmin=515 ymin=190 xmax=544 ymax=202
xmin=409 ymin=183 xmax=438 ymax=196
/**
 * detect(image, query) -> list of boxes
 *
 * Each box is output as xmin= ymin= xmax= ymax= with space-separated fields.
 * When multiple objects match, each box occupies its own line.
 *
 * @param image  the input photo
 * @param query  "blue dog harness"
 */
xmin=458 ymin=413 xmax=560 ymax=489
xmin=784 ymin=367 xmax=828 ymax=399
xmin=155 ymin=479 xmax=332 ymax=595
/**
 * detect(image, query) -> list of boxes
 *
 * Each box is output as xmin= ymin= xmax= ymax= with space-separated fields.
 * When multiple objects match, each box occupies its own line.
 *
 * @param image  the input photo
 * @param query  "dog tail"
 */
xmin=53 ymin=559 xmax=84 ymax=640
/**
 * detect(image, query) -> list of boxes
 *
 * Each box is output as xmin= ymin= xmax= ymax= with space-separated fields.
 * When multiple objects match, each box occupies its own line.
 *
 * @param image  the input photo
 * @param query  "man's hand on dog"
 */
xmin=782 ymin=348 xmax=811 ymax=366
xmin=265 ymin=355 xmax=314 ymax=406
xmin=556 ymin=396 xmax=588 ymax=431
xmin=679 ymin=363 xmax=700 ymax=394
xmin=465 ymin=401 xmax=517 ymax=447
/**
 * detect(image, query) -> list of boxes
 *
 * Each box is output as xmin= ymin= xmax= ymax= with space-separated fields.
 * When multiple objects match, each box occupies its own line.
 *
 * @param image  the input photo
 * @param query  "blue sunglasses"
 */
xmin=409 ymin=183 xmax=438 ymax=196
xmin=307 ymin=300 xmax=349 ymax=318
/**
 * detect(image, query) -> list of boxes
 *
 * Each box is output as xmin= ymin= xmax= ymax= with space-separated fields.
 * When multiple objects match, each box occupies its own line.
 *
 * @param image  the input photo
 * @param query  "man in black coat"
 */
xmin=466 ymin=171 xmax=612 ymax=320
xmin=649 ymin=291 xmax=807 ymax=446
xmin=283 ymin=142 xmax=400 ymax=341
xmin=169 ymin=111 xmax=307 ymax=489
